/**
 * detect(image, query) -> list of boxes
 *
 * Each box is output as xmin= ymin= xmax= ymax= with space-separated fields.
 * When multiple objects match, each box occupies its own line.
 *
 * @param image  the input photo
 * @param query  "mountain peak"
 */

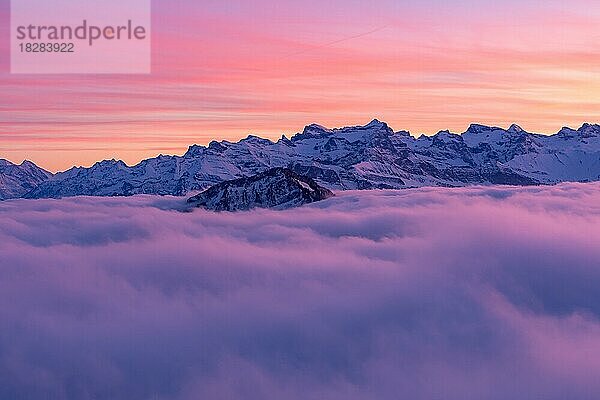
xmin=187 ymin=167 xmax=333 ymax=211
xmin=365 ymin=119 xmax=386 ymax=128
xmin=434 ymin=129 xmax=455 ymax=137
xmin=293 ymin=123 xmax=334 ymax=142
xmin=278 ymin=135 xmax=294 ymax=146
xmin=558 ymin=126 xmax=577 ymax=136
xmin=304 ymin=123 xmax=330 ymax=132
xmin=0 ymin=159 xmax=52 ymax=200
xmin=208 ymin=140 xmax=228 ymax=152
xmin=466 ymin=124 xmax=494 ymax=133
xmin=432 ymin=130 xmax=463 ymax=146
xmin=558 ymin=123 xmax=599 ymax=138
xmin=395 ymin=130 xmax=411 ymax=137
xmin=578 ymin=123 xmax=599 ymax=136
xmin=508 ymin=124 xmax=524 ymax=133
xmin=92 ymin=159 xmax=127 ymax=169
xmin=242 ymin=135 xmax=273 ymax=145
xmin=185 ymin=144 xmax=205 ymax=157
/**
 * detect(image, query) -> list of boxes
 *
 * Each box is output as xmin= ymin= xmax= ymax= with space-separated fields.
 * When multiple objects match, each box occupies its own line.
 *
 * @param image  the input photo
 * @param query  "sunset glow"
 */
xmin=1 ymin=0 xmax=599 ymax=171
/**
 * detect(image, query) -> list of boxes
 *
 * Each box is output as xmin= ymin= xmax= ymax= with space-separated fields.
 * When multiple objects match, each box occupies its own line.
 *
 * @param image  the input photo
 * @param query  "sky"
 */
xmin=1 ymin=183 xmax=600 ymax=399
xmin=0 ymin=0 xmax=599 ymax=172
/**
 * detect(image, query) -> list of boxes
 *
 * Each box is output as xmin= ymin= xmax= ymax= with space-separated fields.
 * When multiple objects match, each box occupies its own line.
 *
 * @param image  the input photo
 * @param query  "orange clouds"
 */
xmin=0 ymin=0 xmax=598 ymax=171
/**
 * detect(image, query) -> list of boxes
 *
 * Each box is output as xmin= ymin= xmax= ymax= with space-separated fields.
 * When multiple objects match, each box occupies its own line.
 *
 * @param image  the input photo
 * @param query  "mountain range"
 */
xmin=1 ymin=120 xmax=599 ymax=200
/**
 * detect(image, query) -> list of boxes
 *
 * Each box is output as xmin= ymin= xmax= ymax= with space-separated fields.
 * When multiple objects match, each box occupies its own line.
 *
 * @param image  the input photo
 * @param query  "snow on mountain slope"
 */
xmin=0 ymin=159 xmax=52 ymax=200
xmin=19 ymin=120 xmax=600 ymax=199
xmin=504 ymin=123 xmax=600 ymax=183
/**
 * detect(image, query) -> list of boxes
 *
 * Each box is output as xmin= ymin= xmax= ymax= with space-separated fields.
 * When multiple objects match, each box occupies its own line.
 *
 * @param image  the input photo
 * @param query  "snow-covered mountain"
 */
xmin=187 ymin=167 xmax=334 ymax=211
xmin=18 ymin=120 xmax=600 ymax=199
xmin=0 ymin=159 xmax=52 ymax=200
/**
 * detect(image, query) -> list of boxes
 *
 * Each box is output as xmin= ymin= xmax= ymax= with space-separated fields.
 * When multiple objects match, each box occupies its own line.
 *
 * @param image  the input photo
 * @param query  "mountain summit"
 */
xmin=0 ymin=159 xmax=52 ymax=200
xmin=187 ymin=167 xmax=334 ymax=211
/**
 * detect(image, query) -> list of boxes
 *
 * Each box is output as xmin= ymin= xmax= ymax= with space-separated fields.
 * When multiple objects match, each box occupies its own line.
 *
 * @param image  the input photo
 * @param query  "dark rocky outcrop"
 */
xmin=187 ymin=168 xmax=334 ymax=211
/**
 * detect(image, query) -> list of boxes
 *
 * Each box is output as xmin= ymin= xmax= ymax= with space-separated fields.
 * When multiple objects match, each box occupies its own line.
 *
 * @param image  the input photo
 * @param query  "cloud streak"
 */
xmin=0 ymin=183 xmax=600 ymax=399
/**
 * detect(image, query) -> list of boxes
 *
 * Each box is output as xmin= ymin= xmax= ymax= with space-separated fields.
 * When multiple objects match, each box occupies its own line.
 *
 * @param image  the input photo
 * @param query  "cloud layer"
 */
xmin=2 ymin=0 xmax=599 ymax=171
xmin=1 ymin=183 xmax=600 ymax=399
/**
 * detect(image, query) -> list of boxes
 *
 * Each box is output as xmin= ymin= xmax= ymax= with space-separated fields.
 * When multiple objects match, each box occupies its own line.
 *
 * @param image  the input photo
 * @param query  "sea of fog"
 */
xmin=1 ymin=183 xmax=599 ymax=399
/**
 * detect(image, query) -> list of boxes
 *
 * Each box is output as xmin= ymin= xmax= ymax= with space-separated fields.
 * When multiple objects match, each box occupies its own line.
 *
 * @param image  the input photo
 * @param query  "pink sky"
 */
xmin=0 ymin=0 xmax=599 ymax=172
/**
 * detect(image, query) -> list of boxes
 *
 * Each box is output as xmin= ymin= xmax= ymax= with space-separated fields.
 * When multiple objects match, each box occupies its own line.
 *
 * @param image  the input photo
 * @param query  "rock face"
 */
xmin=187 ymin=168 xmax=334 ymax=211
xmin=11 ymin=120 xmax=600 ymax=199
xmin=0 ymin=159 xmax=52 ymax=200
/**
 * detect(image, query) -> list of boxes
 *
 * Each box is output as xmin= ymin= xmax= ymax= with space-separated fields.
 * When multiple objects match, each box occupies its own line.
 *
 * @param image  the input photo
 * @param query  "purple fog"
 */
xmin=1 ymin=183 xmax=600 ymax=399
